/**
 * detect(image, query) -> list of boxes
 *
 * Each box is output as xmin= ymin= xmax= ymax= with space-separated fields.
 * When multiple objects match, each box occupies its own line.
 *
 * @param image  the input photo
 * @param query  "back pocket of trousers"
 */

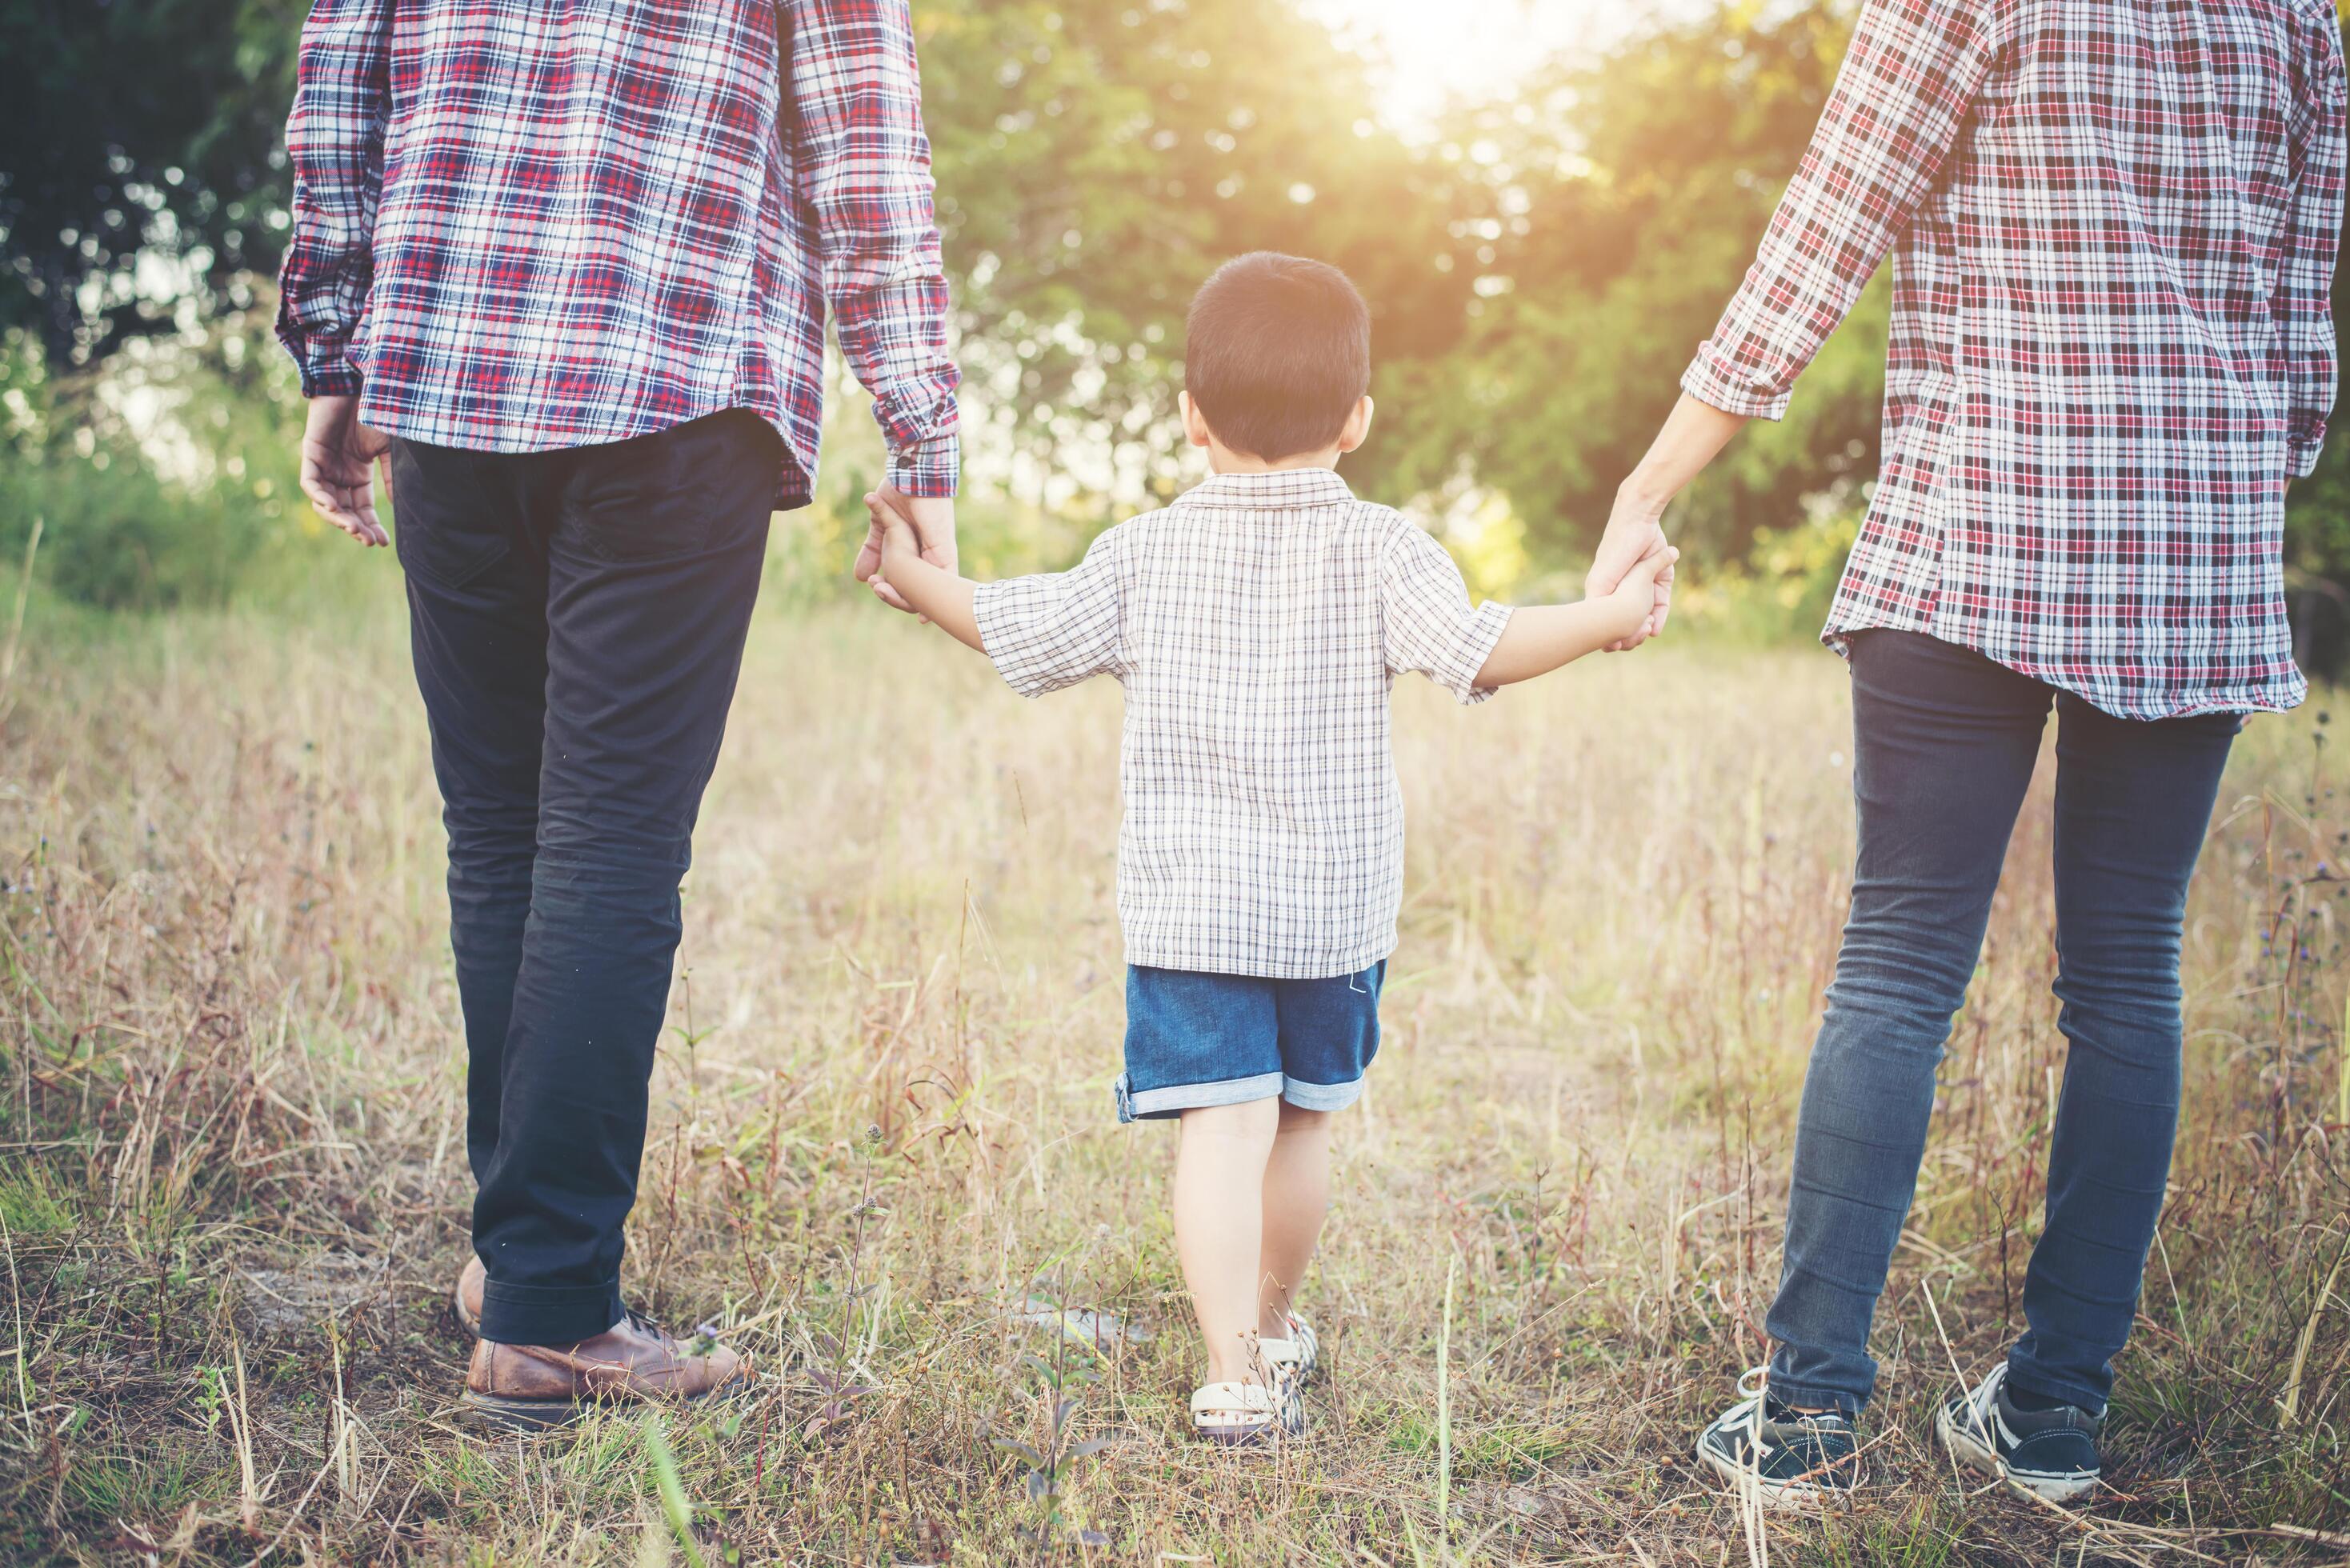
xmin=563 ymin=411 xmax=779 ymax=566
xmin=390 ymin=441 xmax=512 ymax=590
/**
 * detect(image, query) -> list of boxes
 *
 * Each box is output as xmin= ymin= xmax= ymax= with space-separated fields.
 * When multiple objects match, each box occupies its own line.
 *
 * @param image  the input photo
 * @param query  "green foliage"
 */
xmin=1395 ymin=4 xmax=1884 ymax=562
xmin=0 ymin=322 xmax=333 ymax=613
xmin=8 ymin=0 xmax=2349 ymax=606
xmin=0 ymin=0 xmax=304 ymax=369
xmin=916 ymin=0 xmax=1482 ymax=506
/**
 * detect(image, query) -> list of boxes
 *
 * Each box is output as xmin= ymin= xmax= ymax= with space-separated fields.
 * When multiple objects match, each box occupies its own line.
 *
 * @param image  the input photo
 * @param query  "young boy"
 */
xmin=866 ymin=252 xmax=1673 ymax=1443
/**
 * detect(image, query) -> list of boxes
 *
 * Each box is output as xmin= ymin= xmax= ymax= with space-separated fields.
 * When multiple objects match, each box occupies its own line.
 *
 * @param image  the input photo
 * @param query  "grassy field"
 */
xmin=2 ymin=596 xmax=2347 ymax=1565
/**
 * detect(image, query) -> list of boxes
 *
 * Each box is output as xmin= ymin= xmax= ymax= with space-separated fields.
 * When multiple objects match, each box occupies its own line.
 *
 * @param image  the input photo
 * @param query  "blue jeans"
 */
xmin=1767 ymin=630 xmax=2240 ymax=1416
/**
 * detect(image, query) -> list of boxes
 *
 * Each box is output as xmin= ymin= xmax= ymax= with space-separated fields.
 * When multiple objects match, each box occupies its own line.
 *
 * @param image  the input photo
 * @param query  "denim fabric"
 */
xmin=1119 ymin=962 xmax=1387 ymax=1122
xmin=390 ymin=410 xmax=778 ymax=1345
xmin=1768 ymin=630 xmax=2240 ymax=1416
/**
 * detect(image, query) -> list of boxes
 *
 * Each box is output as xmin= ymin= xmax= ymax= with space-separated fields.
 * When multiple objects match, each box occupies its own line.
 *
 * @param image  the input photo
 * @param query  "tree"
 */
xmin=0 ymin=0 xmax=304 ymax=371
xmin=1397 ymin=4 xmax=1885 ymax=563
xmin=911 ymin=0 xmax=1486 ymax=503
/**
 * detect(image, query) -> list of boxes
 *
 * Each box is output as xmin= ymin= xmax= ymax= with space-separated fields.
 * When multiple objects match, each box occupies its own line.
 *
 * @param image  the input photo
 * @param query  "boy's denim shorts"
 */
xmin=1115 ymin=961 xmax=1386 ymax=1123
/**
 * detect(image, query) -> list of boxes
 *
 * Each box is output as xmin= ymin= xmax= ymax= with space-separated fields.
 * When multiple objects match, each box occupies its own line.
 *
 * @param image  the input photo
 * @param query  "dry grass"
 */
xmin=2 ymin=596 xmax=2346 ymax=1565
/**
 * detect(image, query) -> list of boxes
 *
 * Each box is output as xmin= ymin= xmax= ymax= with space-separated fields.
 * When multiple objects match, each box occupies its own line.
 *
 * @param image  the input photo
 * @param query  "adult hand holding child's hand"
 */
xmin=1585 ymin=495 xmax=1674 ymax=652
xmin=863 ymin=490 xmax=922 ymax=579
xmin=1602 ymin=544 xmax=1679 ymax=646
xmin=859 ymin=490 xmax=985 ymax=651
xmin=855 ymin=486 xmax=956 ymax=613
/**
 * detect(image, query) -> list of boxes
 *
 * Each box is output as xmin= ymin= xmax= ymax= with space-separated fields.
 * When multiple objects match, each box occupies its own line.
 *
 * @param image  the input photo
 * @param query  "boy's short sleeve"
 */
xmin=974 ymin=526 xmax=1126 ymax=697
xmin=1379 ymin=522 xmax=1512 ymax=705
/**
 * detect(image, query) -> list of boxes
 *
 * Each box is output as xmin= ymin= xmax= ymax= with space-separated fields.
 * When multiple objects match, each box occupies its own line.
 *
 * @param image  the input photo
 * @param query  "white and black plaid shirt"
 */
xmin=975 ymin=469 xmax=1511 ymax=978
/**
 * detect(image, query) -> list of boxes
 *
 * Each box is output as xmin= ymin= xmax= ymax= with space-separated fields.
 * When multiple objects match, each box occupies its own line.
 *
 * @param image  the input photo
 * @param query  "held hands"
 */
xmin=859 ymin=489 xmax=987 ymax=652
xmin=862 ymin=490 xmax=923 ymax=580
xmin=855 ymin=485 xmax=956 ymax=613
xmin=299 ymin=394 xmax=394 ymax=546
xmin=1596 ymin=542 xmax=1680 ymax=645
xmin=1584 ymin=492 xmax=1676 ymax=651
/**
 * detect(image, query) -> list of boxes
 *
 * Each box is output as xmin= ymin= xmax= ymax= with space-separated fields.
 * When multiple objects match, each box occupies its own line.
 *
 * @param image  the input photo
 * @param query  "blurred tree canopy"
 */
xmin=0 ymin=0 xmax=299 ymax=370
xmin=5 ymin=0 xmax=2349 ymax=593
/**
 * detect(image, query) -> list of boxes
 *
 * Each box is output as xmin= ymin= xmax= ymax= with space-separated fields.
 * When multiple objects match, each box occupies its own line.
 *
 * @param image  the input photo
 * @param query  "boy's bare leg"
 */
xmin=1174 ymin=1098 xmax=1282 ymax=1386
xmin=1258 ymin=1102 xmax=1332 ymax=1337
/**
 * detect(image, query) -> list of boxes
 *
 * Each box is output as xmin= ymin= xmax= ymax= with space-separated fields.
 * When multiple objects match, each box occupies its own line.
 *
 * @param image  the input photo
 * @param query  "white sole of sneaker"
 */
xmin=1694 ymin=1436 xmax=1856 ymax=1510
xmin=1934 ymin=1402 xmax=2099 ymax=1505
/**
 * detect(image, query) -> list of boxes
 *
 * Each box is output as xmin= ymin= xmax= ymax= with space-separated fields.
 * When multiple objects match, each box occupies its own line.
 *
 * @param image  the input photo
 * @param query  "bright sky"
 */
xmin=1313 ymin=0 xmax=1654 ymax=130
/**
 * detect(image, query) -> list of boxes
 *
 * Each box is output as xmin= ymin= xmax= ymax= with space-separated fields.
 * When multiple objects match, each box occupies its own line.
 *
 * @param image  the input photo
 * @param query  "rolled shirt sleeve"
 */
xmin=2281 ymin=1 xmax=2347 ymax=478
xmin=789 ymin=0 xmax=963 ymax=496
xmin=1682 ymin=0 xmax=2003 ymax=420
xmin=274 ymin=0 xmax=394 ymax=398
xmin=1379 ymin=524 xmax=1512 ymax=705
xmin=974 ymin=527 xmax=1126 ymax=697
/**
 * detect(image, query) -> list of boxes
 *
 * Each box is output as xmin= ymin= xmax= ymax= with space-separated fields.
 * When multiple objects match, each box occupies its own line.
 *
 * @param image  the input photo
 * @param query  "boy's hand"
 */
xmin=859 ymin=489 xmax=986 ymax=652
xmin=1600 ymin=546 xmax=1679 ymax=644
xmin=863 ymin=490 xmax=922 ymax=571
xmin=855 ymin=486 xmax=955 ymax=613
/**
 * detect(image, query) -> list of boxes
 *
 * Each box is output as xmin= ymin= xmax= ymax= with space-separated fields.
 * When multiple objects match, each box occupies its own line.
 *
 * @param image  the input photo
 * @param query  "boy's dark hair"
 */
xmin=1183 ymin=252 xmax=1370 ymax=461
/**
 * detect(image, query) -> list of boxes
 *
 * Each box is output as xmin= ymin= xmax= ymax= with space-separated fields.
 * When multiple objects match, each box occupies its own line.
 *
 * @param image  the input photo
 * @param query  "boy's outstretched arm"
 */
xmin=867 ymin=492 xmax=985 ymax=652
xmin=1475 ymin=547 xmax=1679 ymax=686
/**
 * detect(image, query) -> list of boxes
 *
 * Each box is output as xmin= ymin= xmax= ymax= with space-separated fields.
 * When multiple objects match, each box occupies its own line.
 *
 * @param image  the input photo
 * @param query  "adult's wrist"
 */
xmin=1615 ymin=470 xmax=1675 ymax=520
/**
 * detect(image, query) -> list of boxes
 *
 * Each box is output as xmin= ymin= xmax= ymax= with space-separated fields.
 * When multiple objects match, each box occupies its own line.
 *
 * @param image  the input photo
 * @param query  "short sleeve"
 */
xmin=974 ymin=527 xmax=1126 ymax=697
xmin=1379 ymin=523 xmax=1512 ymax=705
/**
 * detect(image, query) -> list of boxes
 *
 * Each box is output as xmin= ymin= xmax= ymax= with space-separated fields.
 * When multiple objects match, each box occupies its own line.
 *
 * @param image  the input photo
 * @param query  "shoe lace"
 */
xmin=626 ymin=1306 xmax=716 ymax=1355
xmin=1718 ymin=1366 xmax=1772 ymax=1457
xmin=1957 ymin=1363 xmax=2004 ymax=1442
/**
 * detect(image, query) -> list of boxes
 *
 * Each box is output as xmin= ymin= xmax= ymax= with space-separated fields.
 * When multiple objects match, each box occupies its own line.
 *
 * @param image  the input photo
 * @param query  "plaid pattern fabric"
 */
xmin=1685 ymin=0 xmax=2348 ymax=721
xmin=975 ymin=470 xmax=1512 ymax=978
xmin=276 ymin=0 xmax=960 ymax=505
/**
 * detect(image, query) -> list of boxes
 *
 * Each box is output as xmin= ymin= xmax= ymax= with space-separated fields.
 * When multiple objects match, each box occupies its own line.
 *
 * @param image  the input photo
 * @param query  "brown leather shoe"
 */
xmin=460 ymin=1316 xmax=747 ymax=1431
xmin=453 ymin=1255 xmax=486 ymax=1338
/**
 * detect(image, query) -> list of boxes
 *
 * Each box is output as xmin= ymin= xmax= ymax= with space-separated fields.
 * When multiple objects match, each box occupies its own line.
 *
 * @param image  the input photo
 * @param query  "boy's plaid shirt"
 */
xmin=975 ymin=470 xmax=1512 ymax=979
xmin=1687 ymin=0 xmax=2348 ymax=720
xmin=276 ymin=0 xmax=959 ymax=505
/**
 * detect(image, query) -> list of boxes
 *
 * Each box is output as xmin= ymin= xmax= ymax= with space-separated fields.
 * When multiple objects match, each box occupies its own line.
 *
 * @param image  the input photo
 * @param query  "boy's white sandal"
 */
xmin=1190 ymin=1374 xmax=1303 ymax=1446
xmin=1259 ymin=1310 xmax=1319 ymax=1382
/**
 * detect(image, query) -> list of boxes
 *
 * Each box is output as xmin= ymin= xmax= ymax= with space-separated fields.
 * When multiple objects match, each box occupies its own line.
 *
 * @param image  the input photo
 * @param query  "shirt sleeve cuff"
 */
xmin=290 ymin=342 xmax=363 ymax=399
xmin=972 ymin=579 xmax=1043 ymax=698
xmin=1682 ymin=342 xmax=1794 ymax=422
xmin=1443 ymin=600 xmax=1515 ymax=706
xmin=282 ymin=324 xmax=365 ymax=398
xmin=2288 ymin=422 xmax=2327 ymax=478
xmin=887 ymin=431 xmax=960 ymax=498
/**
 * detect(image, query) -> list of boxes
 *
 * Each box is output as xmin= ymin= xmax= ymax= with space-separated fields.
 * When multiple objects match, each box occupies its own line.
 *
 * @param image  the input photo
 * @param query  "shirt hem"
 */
xmin=1820 ymin=611 xmax=2307 ymax=722
xmin=1120 ymin=938 xmax=1398 ymax=982
xmin=357 ymin=392 xmax=823 ymax=509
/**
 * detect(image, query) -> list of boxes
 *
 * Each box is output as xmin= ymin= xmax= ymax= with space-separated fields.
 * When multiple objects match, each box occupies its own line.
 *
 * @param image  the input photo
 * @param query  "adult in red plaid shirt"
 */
xmin=1583 ymin=0 xmax=2348 ymax=1508
xmin=276 ymin=0 xmax=960 ymax=1428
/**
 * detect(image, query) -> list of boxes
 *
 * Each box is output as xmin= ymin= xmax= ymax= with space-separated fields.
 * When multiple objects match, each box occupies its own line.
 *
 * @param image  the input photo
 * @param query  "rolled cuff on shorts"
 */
xmin=1281 ymin=1076 xmax=1367 ymax=1113
xmin=1116 ymin=1070 xmax=1283 ymax=1122
xmin=1115 ymin=1070 xmax=1368 ymax=1122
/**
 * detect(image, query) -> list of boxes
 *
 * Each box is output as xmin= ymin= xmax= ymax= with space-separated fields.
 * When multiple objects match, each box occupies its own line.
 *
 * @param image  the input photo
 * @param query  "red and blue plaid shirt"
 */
xmin=277 ymin=0 xmax=959 ymax=505
xmin=1687 ymin=0 xmax=2347 ymax=720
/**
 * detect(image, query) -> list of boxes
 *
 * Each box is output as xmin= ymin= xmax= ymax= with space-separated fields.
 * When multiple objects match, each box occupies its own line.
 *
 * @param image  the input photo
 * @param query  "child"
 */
xmin=865 ymin=252 xmax=1673 ymax=1443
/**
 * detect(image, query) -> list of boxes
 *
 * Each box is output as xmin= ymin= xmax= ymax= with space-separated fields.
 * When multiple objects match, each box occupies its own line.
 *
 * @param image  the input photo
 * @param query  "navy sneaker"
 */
xmin=1695 ymin=1369 xmax=1864 ymax=1508
xmin=1936 ymin=1366 xmax=2102 ymax=1504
